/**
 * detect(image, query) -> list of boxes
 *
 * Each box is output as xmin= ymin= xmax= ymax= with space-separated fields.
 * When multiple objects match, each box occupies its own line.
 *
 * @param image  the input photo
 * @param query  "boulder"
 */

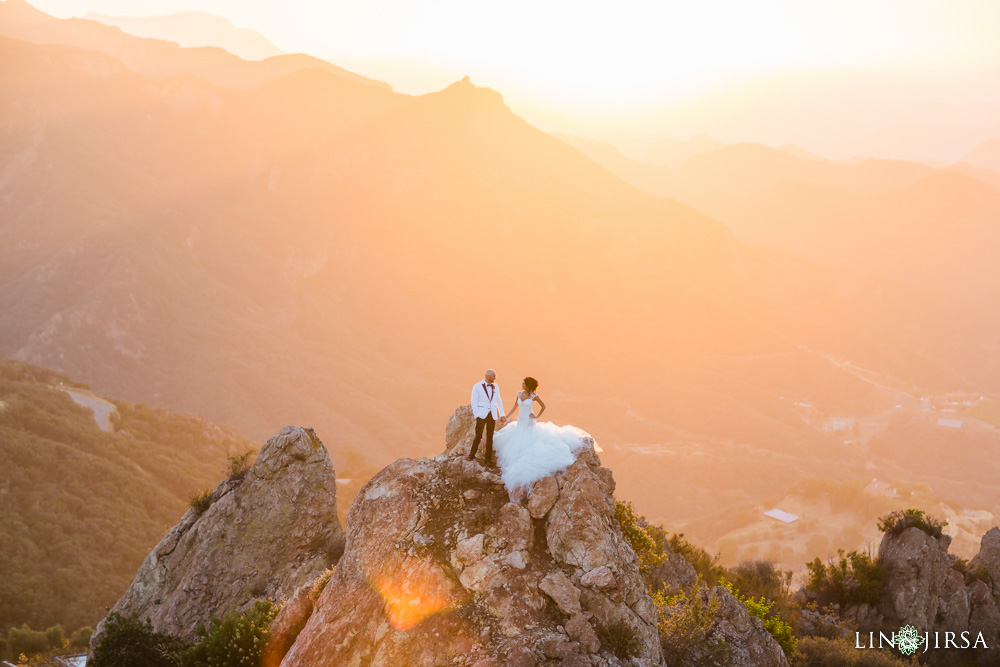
xmin=90 ymin=426 xmax=343 ymax=647
xmin=445 ymin=404 xmax=477 ymax=456
xmin=527 ymin=476 xmax=560 ymax=519
xmin=539 ymin=571 xmax=582 ymax=615
xmin=580 ymin=565 xmax=616 ymax=590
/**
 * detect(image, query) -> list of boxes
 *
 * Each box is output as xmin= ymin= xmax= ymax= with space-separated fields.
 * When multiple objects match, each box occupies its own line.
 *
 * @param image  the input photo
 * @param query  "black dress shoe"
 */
xmin=485 ymin=457 xmax=497 ymax=468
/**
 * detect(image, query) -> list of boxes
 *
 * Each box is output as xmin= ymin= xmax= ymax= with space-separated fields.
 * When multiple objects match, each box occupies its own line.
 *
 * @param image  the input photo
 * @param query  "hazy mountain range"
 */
xmin=84 ymin=11 xmax=283 ymax=61
xmin=2 ymin=0 xmax=999 ymax=573
xmin=555 ymin=135 xmax=1000 ymax=312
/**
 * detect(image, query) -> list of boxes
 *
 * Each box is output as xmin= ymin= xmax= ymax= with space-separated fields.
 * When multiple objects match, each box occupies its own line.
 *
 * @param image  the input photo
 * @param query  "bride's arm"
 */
xmin=532 ymin=394 xmax=545 ymax=419
xmin=503 ymin=396 xmax=519 ymax=421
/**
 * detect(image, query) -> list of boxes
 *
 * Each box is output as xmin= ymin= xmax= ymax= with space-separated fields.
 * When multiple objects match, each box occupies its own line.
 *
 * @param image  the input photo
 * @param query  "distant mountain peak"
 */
xmin=437 ymin=76 xmax=506 ymax=107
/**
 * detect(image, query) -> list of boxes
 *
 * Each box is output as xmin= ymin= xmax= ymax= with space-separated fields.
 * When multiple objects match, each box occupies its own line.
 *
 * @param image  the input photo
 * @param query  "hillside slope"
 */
xmin=0 ymin=358 xmax=254 ymax=631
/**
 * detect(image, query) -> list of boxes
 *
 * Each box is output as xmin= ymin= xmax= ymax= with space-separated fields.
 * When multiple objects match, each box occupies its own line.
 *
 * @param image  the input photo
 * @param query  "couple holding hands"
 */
xmin=467 ymin=368 xmax=593 ymax=502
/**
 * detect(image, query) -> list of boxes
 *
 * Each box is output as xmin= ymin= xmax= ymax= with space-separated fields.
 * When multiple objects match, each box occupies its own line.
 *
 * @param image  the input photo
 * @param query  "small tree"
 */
xmin=90 ymin=613 xmax=190 ymax=667
xmin=43 ymin=625 xmax=65 ymax=650
xmin=805 ymin=548 xmax=884 ymax=608
xmin=7 ymin=626 xmax=48 ymax=659
xmin=69 ymin=626 xmax=93 ymax=650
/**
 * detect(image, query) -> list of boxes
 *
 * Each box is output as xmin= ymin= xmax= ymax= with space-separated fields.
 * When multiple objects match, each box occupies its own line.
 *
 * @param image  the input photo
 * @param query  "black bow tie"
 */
xmin=487 ymin=383 xmax=494 ymax=387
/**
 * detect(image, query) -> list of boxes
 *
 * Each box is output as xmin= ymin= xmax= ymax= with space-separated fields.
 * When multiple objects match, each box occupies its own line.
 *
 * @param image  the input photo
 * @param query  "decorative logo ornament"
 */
xmin=896 ymin=625 xmax=926 ymax=655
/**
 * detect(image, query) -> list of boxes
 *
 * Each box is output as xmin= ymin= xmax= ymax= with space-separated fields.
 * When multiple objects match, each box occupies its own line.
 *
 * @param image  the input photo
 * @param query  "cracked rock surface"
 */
xmin=90 ymin=426 xmax=343 ymax=646
xmin=280 ymin=408 xmax=661 ymax=666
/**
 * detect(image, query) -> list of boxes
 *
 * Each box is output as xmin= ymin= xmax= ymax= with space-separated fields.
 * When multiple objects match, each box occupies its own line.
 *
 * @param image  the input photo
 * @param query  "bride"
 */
xmin=492 ymin=376 xmax=594 ymax=503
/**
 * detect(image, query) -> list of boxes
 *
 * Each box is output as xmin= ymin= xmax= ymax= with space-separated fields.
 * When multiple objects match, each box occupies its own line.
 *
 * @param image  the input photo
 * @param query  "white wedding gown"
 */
xmin=493 ymin=394 xmax=594 ymax=502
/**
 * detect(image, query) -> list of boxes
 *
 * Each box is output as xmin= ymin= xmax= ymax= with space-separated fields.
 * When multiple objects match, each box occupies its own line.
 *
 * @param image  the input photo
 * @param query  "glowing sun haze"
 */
xmin=29 ymin=0 xmax=1000 ymax=111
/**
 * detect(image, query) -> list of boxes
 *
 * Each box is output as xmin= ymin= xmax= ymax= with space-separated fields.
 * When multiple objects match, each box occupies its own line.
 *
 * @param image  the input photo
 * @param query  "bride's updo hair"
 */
xmin=523 ymin=376 xmax=538 ymax=392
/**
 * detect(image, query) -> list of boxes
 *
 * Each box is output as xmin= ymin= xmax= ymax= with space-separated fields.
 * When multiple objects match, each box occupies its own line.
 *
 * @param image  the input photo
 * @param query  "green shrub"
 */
xmin=877 ymin=509 xmax=946 ymax=538
xmin=7 ymin=626 xmax=49 ymax=658
xmin=614 ymin=500 xmax=725 ymax=591
xmin=68 ymin=625 xmax=93 ymax=649
xmin=805 ymin=548 xmax=884 ymax=608
xmin=597 ymin=621 xmax=641 ymax=659
xmin=654 ymin=578 xmax=731 ymax=667
xmin=43 ymin=624 xmax=65 ymax=649
xmin=668 ymin=533 xmax=726 ymax=588
xmin=727 ymin=560 xmax=792 ymax=603
xmin=723 ymin=581 xmax=797 ymax=656
xmin=791 ymin=636 xmax=910 ymax=666
xmin=181 ymin=599 xmax=280 ymax=667
xmin=615 ymin=500 xmax=668 ymax=575
xmin=90 ymin=613 xmax=190 ymax=667
xmin=226 ymin=451 xmax=254 ymax=482
xmin=189 ymin=489 xmax=214 ymax=514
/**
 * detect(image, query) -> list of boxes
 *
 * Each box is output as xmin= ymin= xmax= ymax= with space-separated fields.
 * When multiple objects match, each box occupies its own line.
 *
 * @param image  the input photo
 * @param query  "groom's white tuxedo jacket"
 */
xmin=471 ymin=381 xmax=504 ymax=420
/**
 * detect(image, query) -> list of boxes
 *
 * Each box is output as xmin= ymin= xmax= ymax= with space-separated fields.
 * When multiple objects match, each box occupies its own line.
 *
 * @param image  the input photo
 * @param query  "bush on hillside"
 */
xmin=226 ymin=451 xmax=254 ymax=482
xmin=90 ymin=613 xmax=190 ymax=667
xmin=181 ymin=599 xmax=280 ymax=667
xmin=722 ymin=581 xmax=797 ymax=656
xmin=189 ymin=489 xmax=214 ymax=514
xmin=654 ymin=578 xmax=731 ymax=667
xmin=615 ymin=500 xmax=668 ymax=575
xmin=7 ymin=625 xmax=52 ymax=657
xmin=68 ymin=625 xmax=93 ymax=649
xmin=791 ymin=636 xmax=911 ymax=666
xmin=877 ymin=508 xmax=946 ymax=538
xmin=667 ymin=533 xmax=727 ymax=588
xmin=805 ymin=548 xmax=884 ymax=608
xmin=596 ymin=621 xmax=642 ymax=660
xmin=727 ymin=559 xmax=792 ymax=603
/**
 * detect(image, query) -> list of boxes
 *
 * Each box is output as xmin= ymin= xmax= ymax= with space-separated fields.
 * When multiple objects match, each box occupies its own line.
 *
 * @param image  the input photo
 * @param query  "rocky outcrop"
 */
xmin=91 ymin=426 xmax=344 ymax=647
xmin=280 ymin=409 xmax=662 ymax=666
xmin=445 ymin=404 xmax=478 ymax=458
xmin=833 ymin=524 xmax=1000 ymax=664
xmin=274 ymin=407 xmax=795 ymax=666
xmin=878 ymin=526 xmax=960 ymax=631
xmin=705 ymin=585 xmax=790 ymax=667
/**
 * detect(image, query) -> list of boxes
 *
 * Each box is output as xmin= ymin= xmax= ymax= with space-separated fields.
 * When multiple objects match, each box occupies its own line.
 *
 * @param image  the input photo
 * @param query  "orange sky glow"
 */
xmin=29 ymin=0 xmax=1000 ymax=109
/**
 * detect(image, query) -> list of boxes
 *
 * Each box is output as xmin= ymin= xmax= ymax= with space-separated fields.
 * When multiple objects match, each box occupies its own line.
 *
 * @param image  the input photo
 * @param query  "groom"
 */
xmin=468 ymin=369 xmax=505 ymax=466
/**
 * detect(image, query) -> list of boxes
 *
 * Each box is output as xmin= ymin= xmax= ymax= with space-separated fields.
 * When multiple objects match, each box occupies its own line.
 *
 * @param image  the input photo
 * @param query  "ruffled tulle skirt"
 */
xmin=494 ymin=420 xmax=593 ymax=501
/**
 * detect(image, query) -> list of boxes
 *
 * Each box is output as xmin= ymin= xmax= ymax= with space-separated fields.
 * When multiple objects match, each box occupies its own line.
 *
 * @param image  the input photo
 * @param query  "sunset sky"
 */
xmin=17 ymin=0 xmax=1000 ymax=160
xmin=30 ymin=0 xmax=1000 ymax=106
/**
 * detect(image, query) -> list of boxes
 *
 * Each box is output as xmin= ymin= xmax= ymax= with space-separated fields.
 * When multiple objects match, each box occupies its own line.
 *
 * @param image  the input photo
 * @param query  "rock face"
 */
xmin=280 ymin=409 xmax=663 ymax=666
xmin=703 ymin=585 xmax=790 ymax=667
xmin=91 ymin=426 xmax=344 ymax=646
xmin=837 ymin=524 xmax=1000 ymax=665
xmin=878 ymin=526 xmax=960 ymax=631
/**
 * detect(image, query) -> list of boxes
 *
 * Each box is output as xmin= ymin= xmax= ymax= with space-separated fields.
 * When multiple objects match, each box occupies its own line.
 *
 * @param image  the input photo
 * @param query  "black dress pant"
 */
xmin=469 ymin=413 xmax=495 ymax=460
